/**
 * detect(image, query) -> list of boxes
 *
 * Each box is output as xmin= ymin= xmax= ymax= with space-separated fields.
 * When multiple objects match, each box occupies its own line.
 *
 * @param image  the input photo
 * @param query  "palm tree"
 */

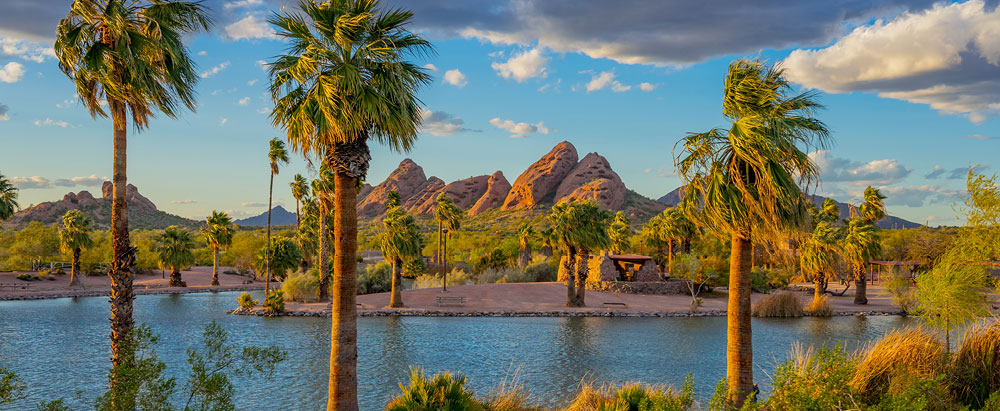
xmin=640 ymin=212 xmax=670 ymax=271
xmin=58 ymin=209 xmax=94 ymax=286
xmin=549 ymin=201 xmax=580 ymax=306
xmin=380 ymin=204 xmax=423 ymax=307
xmin=608 ymin=211 xmax=632 ymax=255
xmin=0 ymin=173 xmax=18 ymax=220
xmin=434 ymin=194 xmax=454 ymax=265
xmin=268 ymin=1 xmax=431 ymax=406
xmin=435 ymin=193 xmax=461 ymax=289
xmin=660 ymin=207 xmax=696 ymax=272
xmin=674 ymin=59 xmax=829 ymax=405
xmin=847 ymin=186 xmax=886 ymax=304
xmin=517 ymin=223 xmax=535 ymax=269
xmin=290 ymin=174 xmax=309 ymax=230
xmin=313 ymin=166 xmax=335 ymax=300
xmin=203 ymin=211 xmax=235 ymax=286
xmin=801 ymin=221 xmax=841 ymax=301
xmin=570 ymin=201 xmax=612 ymax=305
xmin=256 ymin=237 xmax=303 ymax=281
xmin=156 ymin=226 xmax=196 ymax=287
xmin=297 ymin=196 xmax=319 ymax=272
xmin=265 ymin=138 xmax=290 ymax=293
xmin=54 ymin=0 xmax=211 ymax=372
xmin=537 ymin=228 xmax=555 ymax=258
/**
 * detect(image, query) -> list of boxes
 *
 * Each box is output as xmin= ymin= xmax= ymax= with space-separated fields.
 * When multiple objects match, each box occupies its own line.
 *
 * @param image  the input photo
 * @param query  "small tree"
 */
xmin=156 ymin=226 xmax=196 ymax=287
xmin=202 ymin=211 xmax=235 ymax=286
xmin=674 ymin=253 xmax=717 ymax=312
xmin=255 ymin=238 xmax=302 ymax=282
xmin=914 ymin=261 xmax=990 ymax=353
xmin=58 ymin=209 xmax=94 ymax=286
xmin=0 ymin=173 xmax=18 ymax=221
xmin=516 ymin=223 xmax=534 ymax=269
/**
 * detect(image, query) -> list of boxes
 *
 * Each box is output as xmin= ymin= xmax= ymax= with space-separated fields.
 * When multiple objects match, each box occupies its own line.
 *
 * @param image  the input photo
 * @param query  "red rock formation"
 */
xmin=468 ymin=171 xmax=512 ymax=216
xmin=411 ymin=174 xmax=491 ymax=214
xmin=501 ymin=141 xmax=578 ymax=210
xmin=554 ymin=152 xmax=626 ymax=210
xmin=402 ymin=177 xmax=445 ymax=212
xmin=357 ymin=159 xmax=428 ymax=217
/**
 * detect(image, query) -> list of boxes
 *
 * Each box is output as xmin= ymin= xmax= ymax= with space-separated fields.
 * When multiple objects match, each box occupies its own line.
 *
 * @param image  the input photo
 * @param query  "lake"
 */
xmin=0 ymin=291 xmax=912 ymax=410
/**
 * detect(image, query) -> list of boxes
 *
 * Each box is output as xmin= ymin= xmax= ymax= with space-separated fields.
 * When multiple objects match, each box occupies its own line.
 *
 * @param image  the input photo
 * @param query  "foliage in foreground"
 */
xmin=751 ymin=291 xmax=803 ymax=318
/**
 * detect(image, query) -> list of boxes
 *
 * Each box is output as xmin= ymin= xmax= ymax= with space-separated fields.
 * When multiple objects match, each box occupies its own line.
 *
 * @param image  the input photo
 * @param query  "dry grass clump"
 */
xmin=804 ymin=295 xmax=833 ymax=317
xmin=480 ymin=369 xmax=541 ymax=411
xmin=752 ymin=291 xmax=804 ymax=317
xmin=563 ymin=376 xmax=694 ymax=411
xmin=851 ymin=327 xmax=945 ymax=402
xmin=950 ymin=320 xmax=1000 ymax=409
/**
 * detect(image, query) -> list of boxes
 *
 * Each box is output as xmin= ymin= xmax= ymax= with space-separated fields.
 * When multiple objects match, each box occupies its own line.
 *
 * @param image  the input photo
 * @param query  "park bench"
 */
xmin=0 ymin=284 xmax=30 ymax=291
xmin=436 ymin=296 xmax=466 ymax=307
xmin=603 ymin=302 xmax=628 ymax=309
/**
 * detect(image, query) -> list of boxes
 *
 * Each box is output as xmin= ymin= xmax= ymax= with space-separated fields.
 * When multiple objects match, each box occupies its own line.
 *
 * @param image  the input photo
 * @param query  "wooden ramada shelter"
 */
xmin=868 ymin=260 xmax=921 ymax=284
xmin=604 ymin=254 xmax=660 ymax=282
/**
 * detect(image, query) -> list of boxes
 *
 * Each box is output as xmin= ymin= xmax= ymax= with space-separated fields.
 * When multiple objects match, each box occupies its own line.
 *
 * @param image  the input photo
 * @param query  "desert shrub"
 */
xmin=499 ymin=268 xmax=535 ymax=283
xmin=564 ymin=375 xmax=694 ymax=411
xmin=222 ymin=269 xmax=238 ymax=275
xmin=804 ymin=295 xmax=833 ymax=317
xmin=476 ymin=268 xmax=534 ymax=284
xmin=949 ymin=321 xmax=1000 ymax=409
xmin=752 ymin=291 xmax=804 ymax=317
xmin=413 ymin=269 xmax=475 ymax=289
xmin=403 ymin=257 xmax=426 ymax=278
xmin=281 ymin=270 xmax=319 ymax=302
xmin=750 ymin=268 xmax=771 ymax=293
xmin=851 ymin=327 xmax=946 ymax=404
xmin=524 ymin=260 xmax=557 ymax=282
xmin=477 ymin=247 xmax=513 ymax=271
xmin=358 ymin=262 xmax=391 ymax=295
xmin=885 ymin=272 xmax=916 ymax=313
xmin=766 ymin=343 xmax=855 ymax=410
xmin=868 ymin=372 xmax=955 ymax=411
xmin=1 ymin=366 xmax=25 ymax=404
xmin=766 ymin=269 xmax=793 ymax=289
xmin=386 ymin=369 xmax=482 ymax=411
xmin=262 ymin=290 xmax=284 ymax=314
xmin=15 ymin=274 xmax=31 ymax=281
xmin=236 ymin=292 xmax=258 ymax=309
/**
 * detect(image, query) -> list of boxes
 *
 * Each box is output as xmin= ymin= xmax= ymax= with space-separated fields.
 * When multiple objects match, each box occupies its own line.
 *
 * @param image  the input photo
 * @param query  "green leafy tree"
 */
xmin=255 ymin=237 xmax=302 ymax=282
xmin=0 ymin=366 xmax=25 ymax=405
xmin=58 ymin=210 xmax=94 ymax=286
xmin=156 ymin=226 xmax=196 ymax=287
xmin=290 ymin=173 xmax=309 ymax=230
xmin=202 ymin=211 xmax=234 ymax=286
xmin=517 ymin=222 xmax=535 ymax=269
xmin=380 ymin=205 xmax=424 ymax=307
xmin=661 ymin=207 xmax=696 ymax=272
xmin=0 ymin=173 xmax=18 ymax=221
xmin=54 ymin=0 xmax=211 ymax=373
xmin=268 ymin=1 xmax=432 ymax=406
xmin=674 ymin=58 xmax=829 ymax=405
xmin=914 ymin=261 xmax=990 ymax=353
xmin=608 ymin=211 xmax=632 ymax=254
xmin=800 ymin=221 xmax=842 ymax=302
xmin=265 ymin=138 xmax=290 ymax=293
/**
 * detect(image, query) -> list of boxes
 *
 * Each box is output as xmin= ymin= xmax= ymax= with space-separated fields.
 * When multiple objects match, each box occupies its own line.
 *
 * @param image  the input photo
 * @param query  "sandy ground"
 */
xmin=0 ymin=266 xmax=266 ymax=300
xmin=268 ymin=281 xmax=908 ymax=317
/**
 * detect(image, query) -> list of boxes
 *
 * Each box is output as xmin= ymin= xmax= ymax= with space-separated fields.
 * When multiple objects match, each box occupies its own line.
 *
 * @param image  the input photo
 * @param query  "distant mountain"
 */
xmin=234 ymin=206 xmax=297 ymax=227
xmin=2 ymin=182 xmax=198 ymax=230
xmin=656 ymin=185 xmax=921 ymax=229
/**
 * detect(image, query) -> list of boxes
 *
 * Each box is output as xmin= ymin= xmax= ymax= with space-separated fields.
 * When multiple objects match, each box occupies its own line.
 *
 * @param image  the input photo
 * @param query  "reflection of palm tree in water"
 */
xmin=553 ymin=317 xmax=598 ymax=399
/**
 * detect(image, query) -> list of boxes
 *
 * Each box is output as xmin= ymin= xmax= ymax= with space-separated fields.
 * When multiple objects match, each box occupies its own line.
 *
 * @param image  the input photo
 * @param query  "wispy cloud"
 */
xmin=34 ymin=118 xmax=73 ymax=128
xmin=170 ymin=200 xmax=198 ymax=205
xmin=200 ymin=61 xmax=230 ymax=78
xmin=489 ymin=117 xmax=550 ymax=138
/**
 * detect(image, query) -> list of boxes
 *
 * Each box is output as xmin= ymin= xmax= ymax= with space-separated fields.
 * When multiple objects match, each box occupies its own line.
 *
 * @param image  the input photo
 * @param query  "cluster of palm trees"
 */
xmin=641 ymin=207 xmax=696 ymax=273
xmin=58 ymin=209 xmax=94 ymax=286
xmin=800 ymin=188 xmax=887 ymax=305
xmin=548 ymin=200 xmax=613 ymax=307
xmin=379 ymin=191 xmax=424 ymax=307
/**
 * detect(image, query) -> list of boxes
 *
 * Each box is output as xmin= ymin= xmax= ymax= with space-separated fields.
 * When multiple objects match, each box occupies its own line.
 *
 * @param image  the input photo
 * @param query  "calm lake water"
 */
xmin=0 ymin=291 xmax=912 ymax=410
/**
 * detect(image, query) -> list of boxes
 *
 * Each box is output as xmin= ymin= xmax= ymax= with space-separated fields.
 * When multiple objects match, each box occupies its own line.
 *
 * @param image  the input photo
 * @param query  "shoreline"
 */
xmin=228 ymin=306 xmax=906 ymax=318
xmin=0 ymin=284 xmax=265 ymax=301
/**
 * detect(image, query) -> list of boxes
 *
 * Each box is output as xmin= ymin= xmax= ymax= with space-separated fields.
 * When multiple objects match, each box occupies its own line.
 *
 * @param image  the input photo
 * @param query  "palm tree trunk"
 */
xmin=574 ymin=248 xmax=588 ymax=306
xmin=318 ymin=204 xmax=330 ymax=301
xmin=518 ymin=240 xmax=531 ymax=269
xmin=108 ymin=99 xmax=134 ymax=379
xmin=667 ymin=240 xmax=675 ymax=274
xmin=727 ymin=233 xmax=754 ymax=406
xmin=853 ymin=262 xmax=868 ymax=305
xmin=328 ymin=170 xmax=359 ymax=411
xmin=211 ymin=246 xmax=220 ymax=286
xmin=564 ymin=244 xmax=576 ymax=307
xmin=389 ymin=257 xmax=402 ymax=308
xmin=266 ymin=170 xmax=274 ymax=293
xmin=436 ymin=220 xmax=442 ymax=265
xmin=170 ymin=267 xmax=183 ymax=287
xmin=443 ymin=231 xmax=449 ymax=290
xmin=70 ymin=248 xmax=80 ymax=286
xmin=295 ymin=200 xmax=300 ymax=230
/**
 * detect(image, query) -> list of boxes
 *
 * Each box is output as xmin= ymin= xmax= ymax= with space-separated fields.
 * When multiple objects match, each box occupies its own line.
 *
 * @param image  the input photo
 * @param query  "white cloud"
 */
xmin=197 ymin=50 xmax=207 ymax=56
xmin=492 ymin=48 xmax=548 ymax=82
xmin=0 ymin=103 xmax=7 ymax=120
xmin=809 ymin=150 xmax=911 ymax=186
xmin=639 ymin=82 xmax=658 ymax=92
xmin=926 ymin=165 xmax=982 ymax=180
xmin=783 ymin=0 xmax=1000 ymax=122
xmin=0 ymin=61 xmax=24 ymax=83
xmin=419 ymin=108 xmax=477 ymax=136
xmin=53 ymin=174 xmax=106 ymax=187
xmin=170 ymin=200 xmax=198 ymax=205
xmin=242 ymin=201 xmax=268 ymax=207
xmin=10 ymin=176 xmax=51 ymax=189
xmin=238 ymin=97 xmax=251 ymax=105
xmin=443 ymin=69 xmax=467 ymax=88
xmin=199 ymin=61 xmax=230 ymax=78
xmin=224 ymin=15 xmax=276 ymax=41
xmin=0 ymin=37 xmax=53 ymax=62
xmin=256 ymin=60 xmax=268 ymax=70
xmin=224 ymin=0 xmax=263 ymax=8
xmin=963 ymin=134 xmax=997 ymax=140
xmin=220 ymin=117 xmax=229 ymax=126
xmin=423 ymin=63 xmax=439 ymax=71
xmin=247 ymin=79 xmax=258 ymax=86
xmin=33 ymin=118 xmax=72 ymax=128
xmin=881 ymin=185 xmax=960 ymax=207
xmin=586 ymin=71 xmax=630 ymax=93
xmin=489 ymin=117 xmax=550 ymax=138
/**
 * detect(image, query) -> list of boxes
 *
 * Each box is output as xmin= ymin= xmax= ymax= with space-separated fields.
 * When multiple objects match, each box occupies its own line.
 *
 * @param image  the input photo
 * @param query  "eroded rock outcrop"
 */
xmin=402 ymin=177 xmax=445 ymax=212
xmin=553 ymin=152 xmax=626 ymax=210
xmin=411 ymin=174 xmax=491 ymax=214
xmin=468 ymin=171 xmax=511 ymax=216
xmin=357 ymin=159 xmax=427 ymax=217
xmin=502 ymin=141 xmax=578 ymax=210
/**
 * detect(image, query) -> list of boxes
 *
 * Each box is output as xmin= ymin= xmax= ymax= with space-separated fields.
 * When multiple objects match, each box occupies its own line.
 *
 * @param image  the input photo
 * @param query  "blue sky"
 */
xmin=2 ymin=0 xmax=999 ymax=225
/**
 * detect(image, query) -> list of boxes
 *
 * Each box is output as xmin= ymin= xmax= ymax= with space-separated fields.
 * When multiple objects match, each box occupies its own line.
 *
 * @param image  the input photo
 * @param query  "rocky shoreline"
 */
xmin=228 ymin=306 xmax=905 ymax=318
xmin=0 ymin=284 xmax=265 ymax=301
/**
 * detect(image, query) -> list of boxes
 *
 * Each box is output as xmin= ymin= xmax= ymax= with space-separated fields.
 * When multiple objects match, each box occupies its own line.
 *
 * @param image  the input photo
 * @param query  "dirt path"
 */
xmin=0 ymin=266 xmax=265 ymax=300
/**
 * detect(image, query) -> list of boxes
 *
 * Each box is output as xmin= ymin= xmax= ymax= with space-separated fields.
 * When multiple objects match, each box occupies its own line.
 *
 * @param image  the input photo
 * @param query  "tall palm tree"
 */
xmin=59 ymin=209 xmax=94 ymax=286
xmin=156 ymin=226 xmax=195 ymax=287
xmin=549 ymin=201 xmax=580 ymax=306
xmin=313 ymin=166 xmax=335 ymax=300
xmin=538 ymin=227 xmax=555 ymax=258
xmin=608 ymin=211 xmax=632 ymax=255
xmin=570 ymin=201 xmax=612 ymax=305
xmin=674 ymin=59 xmax=829 ymax=405
xmin=380 ymin=204 xmax=422 ymax=307
xmin=0 ymin=173 xmax=18 ymax=220
xmin=265 ymin=138 xmax=290 ymax=293
xmin=801 ymin=221 xmax=841 ymax=301
xmin=517 ymin=223 xmax=535 ymax=269
xmin=54 ymin=0 xmax=211 ymax=372
xmin=203 ymin=211 xmax=235 ymax=286
xmin=848 ymin=186 xmax=886 ymax=304
xmin=290 ymin=174 xmax=309 ymax=230
xmin=435 ymin=193 xmax=461 ymax=289
xmin=268 ymin=2 xmax=431 ymax=406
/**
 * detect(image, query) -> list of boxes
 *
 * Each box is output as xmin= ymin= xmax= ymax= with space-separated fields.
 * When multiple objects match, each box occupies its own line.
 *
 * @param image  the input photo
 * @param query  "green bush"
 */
xmin=767 ymin=344 xmax=855 ymax=410
xmin=524 ymin=260 xmax=557 ymax=282
xmin=281 ymin=271 xmax=319 ymax=302
xmin=386 ymin=370 xmax=482 ymax=411
xmin=413 ymin=269 xmax=475 ymax=289
xmin=236 ymin=292 xmax=258 ymax=309
xmin=750 ymin=268 xmax=771 ymax=293
xmin=15 ymin=274 xmax=31 ymax=281
xmin=402 ymin=257 xmax=426 ymax=278
xmin=262 ymin=290 xmax=284 ymax=314
xmin=565 ymin=375 xmax=695 ymax=411
xmin=357 ymin=262 xmax=391 ymax=295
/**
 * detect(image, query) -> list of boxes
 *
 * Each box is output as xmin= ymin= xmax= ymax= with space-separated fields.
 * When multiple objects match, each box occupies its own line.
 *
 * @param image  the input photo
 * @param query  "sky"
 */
xmin=2 ymin=0 xmax=999 ymax=226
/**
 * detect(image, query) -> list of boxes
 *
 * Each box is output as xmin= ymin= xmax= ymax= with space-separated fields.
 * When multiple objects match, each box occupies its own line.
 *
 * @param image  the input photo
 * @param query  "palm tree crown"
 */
xmin=54 ymin=0 xmax=211 ymax=127
xmin=59 ymin=209 xmax=95 ymax=253
xmin=203 ymin=210 xmax=235 ymax=249
xmin=156 ymin=226 xmax=195 ymax=272
xmin=859 ymin=186 xmax=887 ymax=223
xmin=0 ymin=173 xmax=19 ymax=220
xmin=291 ymin=174 xmax=309 ymax=202
xmin=269 ymin=138 xmax=290 ymax=174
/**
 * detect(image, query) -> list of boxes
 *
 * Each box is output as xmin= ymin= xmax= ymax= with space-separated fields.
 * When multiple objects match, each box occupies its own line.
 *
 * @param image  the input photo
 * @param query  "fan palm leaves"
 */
xmin=859 ymin=186 xmax=887 ymax=223
xmin=607 ymin=211 xmax=632 ymax=255
xmin=59 ymin=210 xmax=94 ymax=286
xmin=290 ymin=174 xmax=310 ymax=229
xmin=265 ymin=138 xmax=290 ymax=292
xmin=801 ymin=221 xmax=842 ymax=301
xmin=380 ymin=205 xmax=423 ymax=307
xmin=517 ymin=222 xmax=535 ymax=269
xmin=267 ymin=1 xmax=432 ymax=404
xmin=548 ymin=200 xmax=611 ymax=307
xmin=156 ymin=226 xmax=196 ymax=288
xmin=673 ymin=58 xmax=829 ymax=405
xmin=0 ymin=173 xmax=18 ymax=220
xmin=203 ymin=211 xmax=235 ymax=286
